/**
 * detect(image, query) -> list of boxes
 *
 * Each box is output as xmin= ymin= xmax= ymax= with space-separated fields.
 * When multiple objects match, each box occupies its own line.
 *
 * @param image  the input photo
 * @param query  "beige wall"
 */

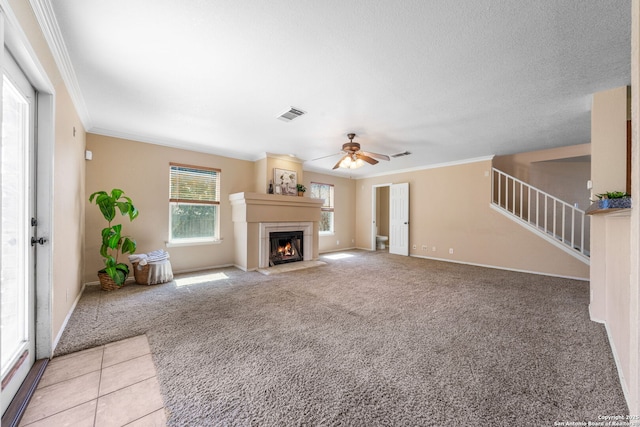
xmin=376 ymin=186 xmax=390 ymax=237
xmin=529 ymin=161 xmax=591 ymax=210
xmin=52 ymin=89 xmax=86 ymax=338
xmin=493 ymin=144 xmax=591 ymax=182
xmin=253 ymin=155 xmax=306 ymax=195
xmin=304 ymin=171 xmax=357 ymax=252
xmin=355 ymin=159 xmax=589 ymax=279
xmin=266 ymin=156 xmax=304 ymax=195
xmin=591 ymin=87 xmax=629 ymax=197
xmin=590 ymin=87 xmax=630 ymax=321
xmin=253 ymin=158 xmax=267 ymax=193
xmin=630 ymin=0 xmax=640 ymax=414
xmin=84 ymin=134 xmax=255 ymax=282
xmin=7 ymin=0 xmax=88 ymax=351
xmin=589 ymin=83 xmax=638 ymax=413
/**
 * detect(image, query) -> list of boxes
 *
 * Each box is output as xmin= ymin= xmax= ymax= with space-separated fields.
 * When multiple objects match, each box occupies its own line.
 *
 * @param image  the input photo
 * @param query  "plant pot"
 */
xmin=298 ymin=191 xmax=304 ymax=197
xmin=97 ymin=270 xmax=125 ymax=291
xmin=598 ymin=198 xmax=631 ymax=209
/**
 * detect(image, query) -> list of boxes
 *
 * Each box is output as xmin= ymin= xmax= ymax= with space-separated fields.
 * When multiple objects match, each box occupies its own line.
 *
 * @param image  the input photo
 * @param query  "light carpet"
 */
xmin=55 ymin=250 xmax=628 ymax=426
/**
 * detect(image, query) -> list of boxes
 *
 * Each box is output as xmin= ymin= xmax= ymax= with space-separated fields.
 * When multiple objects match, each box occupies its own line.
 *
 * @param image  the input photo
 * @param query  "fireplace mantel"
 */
xmin=229 ymin=192 xmax=324 ymax=270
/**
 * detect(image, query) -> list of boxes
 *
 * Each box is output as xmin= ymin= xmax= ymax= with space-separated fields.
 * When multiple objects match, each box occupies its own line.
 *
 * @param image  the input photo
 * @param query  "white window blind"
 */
xmin=170 ymin=163 xmax=220 ymax=205
xmin=311 ymin=182 xmax=334 ymax=233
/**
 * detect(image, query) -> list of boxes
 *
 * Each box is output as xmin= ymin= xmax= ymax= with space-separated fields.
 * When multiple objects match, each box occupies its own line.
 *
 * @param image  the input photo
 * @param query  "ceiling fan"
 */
xmin=329 ymin=133 xmax=391 ymax=170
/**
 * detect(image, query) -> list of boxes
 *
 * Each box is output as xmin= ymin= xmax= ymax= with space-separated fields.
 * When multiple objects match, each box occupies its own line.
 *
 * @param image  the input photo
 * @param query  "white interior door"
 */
xmin=389 ymin=183 xmax=409 ymax=256
xmin=1 ymin=48 xmax=37 ymax=416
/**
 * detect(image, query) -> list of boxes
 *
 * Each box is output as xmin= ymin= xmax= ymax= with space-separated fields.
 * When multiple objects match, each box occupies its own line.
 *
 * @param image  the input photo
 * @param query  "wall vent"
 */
xmin=277 ymin=107 xmax=306 ymax=122
xmin=391 ymin=151 xmax=412 ymax=158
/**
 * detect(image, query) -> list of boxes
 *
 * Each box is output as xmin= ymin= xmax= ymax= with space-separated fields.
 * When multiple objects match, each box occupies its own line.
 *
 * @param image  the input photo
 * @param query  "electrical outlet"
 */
xmin=432 ymin=246 xmax=436 ymax=252
xmin=422 ymin=245 xmax=427 ymax=251
xmin=412 ymin=244 xmax=417 ymax=249
xmin=449 ymin=248 xmax=454 ymax=254
xmin=336 ymin=240 xmax=340 ymax=245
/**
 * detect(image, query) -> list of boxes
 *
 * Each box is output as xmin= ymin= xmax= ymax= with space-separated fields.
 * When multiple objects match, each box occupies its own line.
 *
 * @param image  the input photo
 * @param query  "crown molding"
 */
xmin=0 ymin=0 xmax=54 ymax=93
xmin=29 ymin=0 xmax=92 ymax=128
xmin=303 ymin=155 xmax=496 ymax=179
xmin=354 ymin=155 xmax=496 ymax=179
xmin=89 ymin=127 xmax=257 ymax=161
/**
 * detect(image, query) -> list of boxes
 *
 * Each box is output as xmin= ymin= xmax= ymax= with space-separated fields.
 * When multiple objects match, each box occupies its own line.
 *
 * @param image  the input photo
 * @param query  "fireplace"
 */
xmin=259 ymin=221 xmax=314 ymax=269
xmin=269 ymin=231 xmax=303 ymax=266
xmin=229 ymin=192 xmax=324 ymax=271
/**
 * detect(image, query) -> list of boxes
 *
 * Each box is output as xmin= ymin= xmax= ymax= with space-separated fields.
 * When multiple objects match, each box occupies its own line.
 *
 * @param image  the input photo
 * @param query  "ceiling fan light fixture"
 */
xmin=340 ymin=155 xmax=364 ymax=169
xmin=327 ymin=132 xmax=390 ymax=170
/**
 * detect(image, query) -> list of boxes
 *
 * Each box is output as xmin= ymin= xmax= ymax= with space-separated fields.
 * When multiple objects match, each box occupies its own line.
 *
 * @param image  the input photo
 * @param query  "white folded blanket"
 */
xmin=129 ymin=250 xmax=170 ymax=266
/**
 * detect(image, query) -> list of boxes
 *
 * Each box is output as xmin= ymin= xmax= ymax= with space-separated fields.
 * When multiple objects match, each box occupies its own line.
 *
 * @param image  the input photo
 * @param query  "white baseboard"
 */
xmin=52 ymin=283 xmax=86 ymax=354
xmin=409 ymin=254 xmax=589 ymax=282
xmin=591 ymin=317 xmax=632 ymax=412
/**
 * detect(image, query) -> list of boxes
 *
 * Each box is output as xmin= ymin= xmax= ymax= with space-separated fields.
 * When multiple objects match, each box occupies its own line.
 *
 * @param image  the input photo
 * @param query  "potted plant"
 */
xmin=593 ymin=191 xmax=632 ymax=209
xmin=89 ymin=189 xmax=139 ymax=290
xmin=297 ymin=184 xmax=307 ymax=197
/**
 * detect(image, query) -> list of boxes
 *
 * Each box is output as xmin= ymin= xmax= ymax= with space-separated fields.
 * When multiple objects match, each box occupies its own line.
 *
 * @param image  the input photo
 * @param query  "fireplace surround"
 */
xmin=229 ymin=192 xmax=324 ymax=271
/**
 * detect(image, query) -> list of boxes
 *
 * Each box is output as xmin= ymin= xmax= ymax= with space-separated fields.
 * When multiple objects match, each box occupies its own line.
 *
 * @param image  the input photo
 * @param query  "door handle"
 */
xmin=404 ymin=222 xmax=409 ymax=225
xmin=31 ymin=237 xmax=47 ymax=246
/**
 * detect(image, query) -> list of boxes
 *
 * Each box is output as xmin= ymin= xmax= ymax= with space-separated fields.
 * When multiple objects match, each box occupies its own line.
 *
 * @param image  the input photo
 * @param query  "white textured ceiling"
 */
xmin=42 ymin=0 xmax=630 ymax=177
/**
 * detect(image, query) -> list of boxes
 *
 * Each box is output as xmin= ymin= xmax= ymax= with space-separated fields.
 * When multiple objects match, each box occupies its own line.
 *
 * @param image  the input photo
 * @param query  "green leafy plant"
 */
xmin=594 ymin=191 xmax=630 ymax=199
xmin=296 ymin=184 xmax=306 ymax=193
xmin=89 ymin=189 xmax=139 ymax=286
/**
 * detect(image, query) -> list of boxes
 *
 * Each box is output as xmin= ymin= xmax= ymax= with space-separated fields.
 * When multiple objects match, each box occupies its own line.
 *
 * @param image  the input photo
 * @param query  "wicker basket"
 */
xmin=98 ymin=271 xmax=121 ymax=291
xmin=132 ymin=262 xmax=150 ymax=285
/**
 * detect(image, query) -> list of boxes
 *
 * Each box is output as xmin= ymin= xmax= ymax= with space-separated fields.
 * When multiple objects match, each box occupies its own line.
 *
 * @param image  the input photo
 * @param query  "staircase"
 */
xmin=491 ymin=168 xmax=590 ymax=264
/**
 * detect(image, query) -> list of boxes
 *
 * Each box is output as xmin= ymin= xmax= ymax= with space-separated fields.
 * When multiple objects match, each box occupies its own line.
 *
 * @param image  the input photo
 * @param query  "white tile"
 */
xmin=95 ymin=377 xmax=164 ymax=427
xmin=99 ymin=354 xmax=157 ymax=396
xmin=39 ymin=347 xmax=103 ymax=388
xmin=103 ymin=336 xmax=150 ymax=368
xmin=20 ymin=400 xmax=96 ymax=427
xmin=20 ymin=371 xmax=100 ymax=425
xmin=125 ymin=408 xmax=167 ymax=427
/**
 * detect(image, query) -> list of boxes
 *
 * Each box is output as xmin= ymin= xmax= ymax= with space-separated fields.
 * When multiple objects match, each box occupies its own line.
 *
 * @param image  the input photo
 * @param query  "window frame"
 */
xmin=311 ymin=182 xmax=335 ymax=235
xmin=168 ymin=163 xmax=221 ymax=245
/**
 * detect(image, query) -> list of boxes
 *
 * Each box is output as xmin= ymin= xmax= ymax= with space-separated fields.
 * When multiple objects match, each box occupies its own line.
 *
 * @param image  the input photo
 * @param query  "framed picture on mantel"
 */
xmin=274 ymin=168 xmax=297 ymax=196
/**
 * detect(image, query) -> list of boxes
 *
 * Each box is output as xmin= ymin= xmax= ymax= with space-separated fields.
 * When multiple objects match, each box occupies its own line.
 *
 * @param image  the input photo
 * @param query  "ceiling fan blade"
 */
xmin=356 ymin=153 xmax=379 ymax=165
xmin=332 ymin=155 xmax=348 ymax=169
xmin=309 ymin=151 xmax=342 ymax=162
xmin=361 ymin=151 xmax=390 ymax=161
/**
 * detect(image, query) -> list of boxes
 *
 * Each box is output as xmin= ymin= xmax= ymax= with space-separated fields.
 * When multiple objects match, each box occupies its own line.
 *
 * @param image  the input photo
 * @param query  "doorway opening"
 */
xmin=371 ymin=183 xmax=409 ymax=256
xmin=372 ymin=185 xmax=390 ymax=251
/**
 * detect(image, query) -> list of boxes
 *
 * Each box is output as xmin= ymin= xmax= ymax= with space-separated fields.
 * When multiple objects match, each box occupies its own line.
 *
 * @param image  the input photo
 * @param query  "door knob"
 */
xmin=31 ymin=237 xmax=47 ymax=246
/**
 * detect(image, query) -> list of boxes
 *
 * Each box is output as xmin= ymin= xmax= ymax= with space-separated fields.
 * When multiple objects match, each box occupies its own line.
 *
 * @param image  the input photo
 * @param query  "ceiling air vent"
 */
xmin=391 ymin=151 xmax=412 ymax=158
xmin=277 ymin=107 xmax=306 ymax=122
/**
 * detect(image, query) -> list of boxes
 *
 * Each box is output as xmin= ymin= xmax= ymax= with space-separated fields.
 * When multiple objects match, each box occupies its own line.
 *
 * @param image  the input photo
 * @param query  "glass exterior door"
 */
xmin=1 ymin=49 xmax=36 ymax=416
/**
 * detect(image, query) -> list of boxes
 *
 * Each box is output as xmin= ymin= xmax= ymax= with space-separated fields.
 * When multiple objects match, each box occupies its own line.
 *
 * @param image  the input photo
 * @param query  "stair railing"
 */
xmin=491 ymin=168 xmax=589 ymax=259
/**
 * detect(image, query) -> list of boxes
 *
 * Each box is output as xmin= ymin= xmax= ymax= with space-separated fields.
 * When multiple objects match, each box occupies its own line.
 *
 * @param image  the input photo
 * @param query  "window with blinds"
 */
xmin=169 ymin=163 xmax=221 ymax=242
xmin=310 ymin=182 xmax=334 ymax=233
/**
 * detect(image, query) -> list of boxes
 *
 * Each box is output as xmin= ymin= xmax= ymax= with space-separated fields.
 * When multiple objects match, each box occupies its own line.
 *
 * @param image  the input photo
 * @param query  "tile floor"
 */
xmin=19 ymin=335 xmax=167 ymax=427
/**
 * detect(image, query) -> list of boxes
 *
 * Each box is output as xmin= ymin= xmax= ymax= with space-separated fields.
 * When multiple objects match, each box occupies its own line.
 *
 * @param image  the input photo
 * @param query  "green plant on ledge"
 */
xmin=89 ymin=189 xmax=139 ymax=287
xmin=296 ymin=184 xmax=307 ymax=193
xmin=589 ymin=190 xmax=632 ymax=212
xmin=594 ymin=191 xmax=630 ymax=200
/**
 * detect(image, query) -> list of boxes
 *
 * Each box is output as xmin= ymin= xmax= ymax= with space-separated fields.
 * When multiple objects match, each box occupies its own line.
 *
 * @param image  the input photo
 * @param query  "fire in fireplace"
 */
xmin=269 ymin=231 xmax=303 ymax=266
